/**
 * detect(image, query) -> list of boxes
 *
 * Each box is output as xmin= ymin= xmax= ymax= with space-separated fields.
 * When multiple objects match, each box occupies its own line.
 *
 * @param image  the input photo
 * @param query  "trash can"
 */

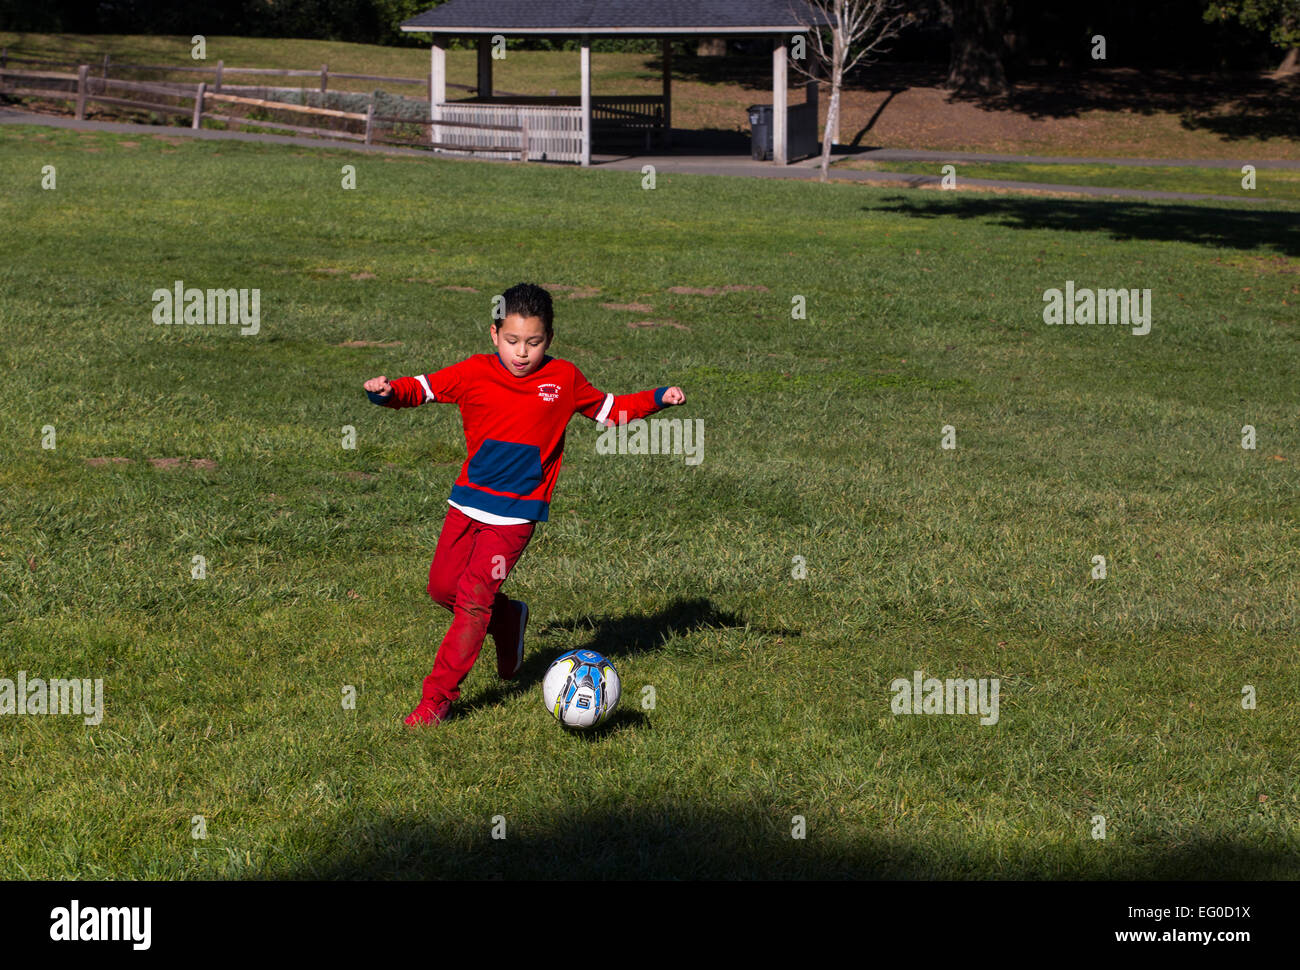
xmin=748 ymin=104 xmax=772 ymax=161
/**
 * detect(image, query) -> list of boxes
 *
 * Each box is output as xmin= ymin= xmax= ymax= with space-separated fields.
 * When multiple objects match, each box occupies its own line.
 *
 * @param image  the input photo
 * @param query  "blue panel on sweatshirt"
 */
xmin=449 ymin=485 xmax=549 ymax=522
xmin=466 ymin=439 xmax=545 ymax=494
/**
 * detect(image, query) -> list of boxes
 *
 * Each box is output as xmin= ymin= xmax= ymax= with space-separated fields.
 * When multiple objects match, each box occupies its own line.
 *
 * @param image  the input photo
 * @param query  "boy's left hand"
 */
xmin=661 ymin=386 xmax=685 ymax=406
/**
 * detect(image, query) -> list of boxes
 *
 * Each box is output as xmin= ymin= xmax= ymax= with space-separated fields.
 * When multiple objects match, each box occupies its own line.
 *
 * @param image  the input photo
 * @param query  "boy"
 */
xmin=363 ymin=282 xmax=686 ymax=726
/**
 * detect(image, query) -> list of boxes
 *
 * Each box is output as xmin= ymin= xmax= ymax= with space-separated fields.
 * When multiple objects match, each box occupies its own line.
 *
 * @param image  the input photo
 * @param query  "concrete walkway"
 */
xmin=836 ymin=148 xmax=1300 ymax=170
xmin=1 ymin=107 xmax=1283 ymax=203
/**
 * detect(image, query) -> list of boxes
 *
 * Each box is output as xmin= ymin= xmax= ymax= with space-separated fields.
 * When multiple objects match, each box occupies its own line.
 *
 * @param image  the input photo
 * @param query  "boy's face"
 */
xmin=492 ymin=313 xmax=551 ymax=379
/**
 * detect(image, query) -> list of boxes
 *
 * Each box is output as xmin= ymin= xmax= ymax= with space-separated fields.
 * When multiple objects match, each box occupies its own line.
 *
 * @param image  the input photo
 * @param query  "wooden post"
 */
xmin=75 ymin=64 xmax=88 ymax=120
xmin=520 ymin=118 xmax=529 ymax=162
xmin=477 ymin=37 xmax=492 ymax=98
xmin=320 ymin=64 xmax=328 ymax=93
xmin=364 ymin=103 xmax=374 ymax=145
xmin=192 ymin=81 xmax=205 ymax=129
xmin=101 ymin=53 xmax=110 ymax=78
xmin=430 ymin=37 xmax=445 ymax=149
xmin=772 ymin=37 xmax=787 ymax=164
xmin=580 ymin=34 xmax=591 ymax=167
xmin=215 ymin=59 xmax=223 ymax=92
xmin=661 ymin=37 xmax=672 ymax=150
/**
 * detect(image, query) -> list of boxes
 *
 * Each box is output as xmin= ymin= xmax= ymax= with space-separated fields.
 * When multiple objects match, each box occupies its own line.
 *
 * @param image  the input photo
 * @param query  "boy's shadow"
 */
xmin=460 ymin=596 xmax=794 ymax=719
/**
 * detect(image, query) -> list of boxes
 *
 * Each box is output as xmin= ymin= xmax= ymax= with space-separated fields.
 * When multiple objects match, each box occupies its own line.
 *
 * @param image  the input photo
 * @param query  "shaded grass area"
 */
xmin=0 ymin=124 xmax=1297 ymax=879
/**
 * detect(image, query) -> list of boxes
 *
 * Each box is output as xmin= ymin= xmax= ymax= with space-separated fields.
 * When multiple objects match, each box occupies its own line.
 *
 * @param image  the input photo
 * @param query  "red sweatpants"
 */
xmin=421 ymin=505 xmax=535 ymax=703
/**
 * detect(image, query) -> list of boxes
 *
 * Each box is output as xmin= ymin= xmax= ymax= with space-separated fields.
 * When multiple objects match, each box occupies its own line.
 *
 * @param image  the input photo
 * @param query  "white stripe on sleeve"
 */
xmin=595 ymin=392 xmax=614 ymax=425
xmin=414 ymin=374 xmax=435 ymax=403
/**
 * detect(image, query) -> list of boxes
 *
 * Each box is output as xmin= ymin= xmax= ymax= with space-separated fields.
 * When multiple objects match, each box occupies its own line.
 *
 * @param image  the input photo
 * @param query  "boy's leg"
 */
xmin=421 ymin=519 xmax=534 ymax=703
xmin=426 ymin=506 xmax=475 ymax=611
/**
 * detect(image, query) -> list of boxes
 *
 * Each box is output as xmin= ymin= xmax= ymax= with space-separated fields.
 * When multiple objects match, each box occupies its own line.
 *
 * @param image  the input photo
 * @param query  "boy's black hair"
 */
xmin=499 ymin=282 xmax=554 ymax=338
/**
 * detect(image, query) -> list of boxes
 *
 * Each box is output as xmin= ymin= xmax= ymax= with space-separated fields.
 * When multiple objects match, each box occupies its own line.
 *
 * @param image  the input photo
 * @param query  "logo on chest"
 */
xmin=536 ymin=383 xmax=562 ymax=403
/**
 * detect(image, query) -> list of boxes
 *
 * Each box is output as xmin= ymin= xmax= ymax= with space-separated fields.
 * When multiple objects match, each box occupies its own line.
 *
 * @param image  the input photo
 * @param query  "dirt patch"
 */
xmin=668 ymin=285 xmax=769 ymax=295
xmin=628 ymin=319 xmax=691 ymax=331
xmin=1211 ymin=254 xmax=1299 ymax=276
xmin=546 ymin=284 xmax=600 ymax=298
xmin=351 ymin=272 xmax=376 ymax=280
xmin=85 ymin=457 xmax=132 ymax=467
xmin=148 ymin=458 xmax=217 ymax=471
xmin=119 ymin=140 xmax=139 ymax=148
xmin=314 ymin=267 xmax=345 ymax=275
xmin=444 ymin=285 xmax=479 ymax=293
xmin=338 ymin=340 xmax=403 ymax=348
xmin=601 ymin=302 xmax=655 ymax=312
xmin=831 ymin=174 xmax=1094 ymax=199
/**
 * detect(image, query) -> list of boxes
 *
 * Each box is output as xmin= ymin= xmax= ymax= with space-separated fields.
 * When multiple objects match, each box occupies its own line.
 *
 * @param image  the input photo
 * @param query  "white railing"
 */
xmin=434 ymin=101 xmax=583 ymax=162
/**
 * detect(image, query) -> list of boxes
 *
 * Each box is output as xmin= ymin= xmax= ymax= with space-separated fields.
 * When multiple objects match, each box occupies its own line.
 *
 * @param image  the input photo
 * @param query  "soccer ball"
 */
xmin=542 ymin=649 xmax=621 ymax=729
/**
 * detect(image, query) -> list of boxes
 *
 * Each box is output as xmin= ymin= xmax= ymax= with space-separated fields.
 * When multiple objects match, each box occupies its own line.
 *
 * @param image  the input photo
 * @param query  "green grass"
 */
xmin=833 ymin=159 xmax=1300 ymax=202
xmin=1 ymin=124 xmax=1298 ymax=879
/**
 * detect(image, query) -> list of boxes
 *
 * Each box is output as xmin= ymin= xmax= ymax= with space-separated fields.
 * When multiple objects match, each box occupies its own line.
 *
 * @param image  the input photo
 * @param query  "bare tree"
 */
xmin=789 ymin=0 xmax=916 ymax=181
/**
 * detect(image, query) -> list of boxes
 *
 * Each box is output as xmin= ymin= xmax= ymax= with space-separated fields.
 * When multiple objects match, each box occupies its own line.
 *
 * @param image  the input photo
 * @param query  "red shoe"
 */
xmin=404 ymin=697 xmax=450 ymax=726
xmin=494 ymin=599 xmax=529 ymax=680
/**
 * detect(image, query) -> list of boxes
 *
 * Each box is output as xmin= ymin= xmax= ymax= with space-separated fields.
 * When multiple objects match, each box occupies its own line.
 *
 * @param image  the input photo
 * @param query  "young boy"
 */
xmin=363 ymin=282 xmax=685 ymax=726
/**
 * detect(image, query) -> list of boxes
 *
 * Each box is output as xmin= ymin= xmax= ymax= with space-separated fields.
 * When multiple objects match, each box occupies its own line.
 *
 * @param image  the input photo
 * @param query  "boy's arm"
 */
xmin=572 ymin=368 xmax=678 ymax=426
xmin=365 ymin=364 xmax=466 ymax=409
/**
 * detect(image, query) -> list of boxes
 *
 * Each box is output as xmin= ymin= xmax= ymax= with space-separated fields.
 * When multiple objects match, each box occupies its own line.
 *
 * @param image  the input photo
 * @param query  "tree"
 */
xmin=1204 ymin=0 xmax=1300 ymax=73
xmin=942 ymin=0 xmax=1008 ymax=94
xmin=790 ymin=0 xmax=917 ymax=182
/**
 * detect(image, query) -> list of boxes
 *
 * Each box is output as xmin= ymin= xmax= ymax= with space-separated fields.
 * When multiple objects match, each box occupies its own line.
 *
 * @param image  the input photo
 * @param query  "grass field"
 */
xmin=1 ymin=122 xmax=1298 ymax=879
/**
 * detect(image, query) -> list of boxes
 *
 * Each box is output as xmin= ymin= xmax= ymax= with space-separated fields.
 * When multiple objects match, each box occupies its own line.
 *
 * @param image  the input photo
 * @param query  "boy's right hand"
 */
xmin=364 ymin=375 xmax=392 ymax=398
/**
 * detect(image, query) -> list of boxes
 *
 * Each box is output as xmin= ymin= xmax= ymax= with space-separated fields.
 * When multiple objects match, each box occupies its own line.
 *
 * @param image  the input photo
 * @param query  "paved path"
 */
xmin=840 ymin=148 xmax=1300 ymax=170
xmin=1 ymin=107 xmax=1284 ymax=203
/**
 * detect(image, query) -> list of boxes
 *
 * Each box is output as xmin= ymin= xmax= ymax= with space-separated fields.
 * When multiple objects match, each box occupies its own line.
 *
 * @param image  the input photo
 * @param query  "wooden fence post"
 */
xmin=320 ymin=64 xmax=328 ymax=93
xmin=520 ymin=119 xmax=529 ymax=162
xmin=364 ymin=103 xmax=374 ymax=145
xmin=215 ymin=59 xmax=223 ymax=92
xmin=102 ymin=53 xmax=110 ymax=78
xmin=75 ymin=64 xmax=88 ymax=120
xmin=192 ymin=81 xmax=206 ymax=129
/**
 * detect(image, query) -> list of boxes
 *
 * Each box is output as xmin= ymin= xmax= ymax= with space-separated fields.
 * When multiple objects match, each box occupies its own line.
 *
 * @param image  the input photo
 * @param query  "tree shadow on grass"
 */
xmin=457 ymin=596 xmax=795 ymax=716
xmin=938 ymin=66 xmax=1300 ymax=142
xmin=864 ymin=194 xmax=1300 ymax=259
xmin=273 ymin=802 xmax=1300 ymax=879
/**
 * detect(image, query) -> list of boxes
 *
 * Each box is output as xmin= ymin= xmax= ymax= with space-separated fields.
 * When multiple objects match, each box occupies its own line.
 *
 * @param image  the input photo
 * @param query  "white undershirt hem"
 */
xmin=448 ymin=499 xmax=531 ymax=526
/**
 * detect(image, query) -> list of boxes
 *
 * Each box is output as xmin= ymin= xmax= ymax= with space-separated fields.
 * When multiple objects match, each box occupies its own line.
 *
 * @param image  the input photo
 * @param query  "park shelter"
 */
xmin=400 ymin=0 xmax=825 ymax=165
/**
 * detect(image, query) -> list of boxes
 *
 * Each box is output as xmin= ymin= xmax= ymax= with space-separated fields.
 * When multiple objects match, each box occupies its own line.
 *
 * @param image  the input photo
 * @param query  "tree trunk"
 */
xmin=945 ymin=0 xmax=1008 ymax=96
xmin=1274 ymin=47 xmax=1299 ymax=77
xmin=820 ymin=33 xmax=844 ymax=183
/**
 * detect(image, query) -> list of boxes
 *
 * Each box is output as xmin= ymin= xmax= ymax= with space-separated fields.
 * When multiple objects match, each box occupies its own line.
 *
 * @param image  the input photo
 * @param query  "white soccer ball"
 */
xmin=542 ymin=649 xmax=621 ymax=729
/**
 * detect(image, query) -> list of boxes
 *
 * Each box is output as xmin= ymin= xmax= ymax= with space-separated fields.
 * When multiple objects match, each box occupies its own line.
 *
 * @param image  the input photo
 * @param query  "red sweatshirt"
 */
xmin=371 ymin=353 xmax=668 ymax=522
